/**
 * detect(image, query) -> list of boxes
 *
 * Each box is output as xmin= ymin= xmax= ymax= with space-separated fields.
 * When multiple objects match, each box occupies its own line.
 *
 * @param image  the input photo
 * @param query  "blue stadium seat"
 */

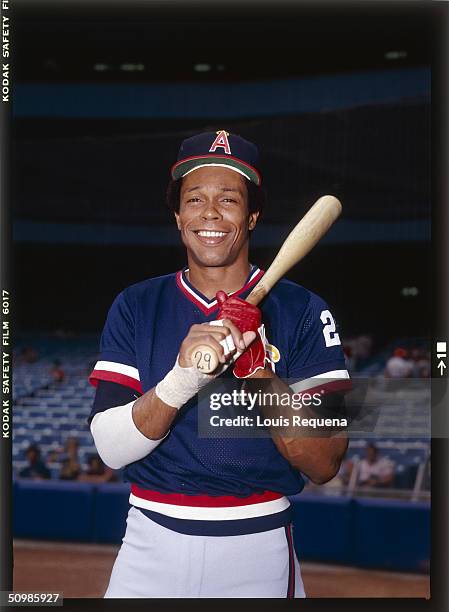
xmin=40 ymin=435 xmax=58 ymax=445
xmin=395 ymin=464 xmax=419 ymax=489
xmin=32 ymin=422 xmax=50 ymax=430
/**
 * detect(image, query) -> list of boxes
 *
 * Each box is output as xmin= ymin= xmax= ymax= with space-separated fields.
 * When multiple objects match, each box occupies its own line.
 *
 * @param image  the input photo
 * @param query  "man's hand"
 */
xmin=216 ymin=291 xmax=268 ymax=378
xmin=179 ymin=320 xmax=256 ymax=369
xmin=153 ymin=319 xmax=256 ymax=416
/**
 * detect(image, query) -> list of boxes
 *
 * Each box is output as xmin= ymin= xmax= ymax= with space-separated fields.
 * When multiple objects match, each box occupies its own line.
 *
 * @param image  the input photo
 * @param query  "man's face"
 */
xmin=175 ymin=166 xmax=259 ymax=268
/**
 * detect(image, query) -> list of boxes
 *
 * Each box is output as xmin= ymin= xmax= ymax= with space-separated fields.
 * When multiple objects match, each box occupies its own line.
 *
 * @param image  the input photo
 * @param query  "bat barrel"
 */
xmin=245 ymin=195 xmax=342 ymax=306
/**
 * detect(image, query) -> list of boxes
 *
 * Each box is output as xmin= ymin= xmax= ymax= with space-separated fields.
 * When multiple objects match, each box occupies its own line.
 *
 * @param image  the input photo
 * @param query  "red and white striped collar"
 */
xmin=176 ymin=265 xmax=264 ymax=315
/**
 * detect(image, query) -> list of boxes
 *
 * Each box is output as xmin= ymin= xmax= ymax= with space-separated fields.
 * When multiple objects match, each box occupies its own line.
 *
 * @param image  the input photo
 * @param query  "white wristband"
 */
xmin=90 ymin=401 xmax=166 ymax=470
xmin=155 ymin=357 xmax=215 ymax=410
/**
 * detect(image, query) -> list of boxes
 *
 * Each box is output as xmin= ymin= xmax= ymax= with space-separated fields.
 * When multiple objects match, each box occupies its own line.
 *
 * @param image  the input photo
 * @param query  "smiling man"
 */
xmin=88 ymin=130 xmax=351 ymax=598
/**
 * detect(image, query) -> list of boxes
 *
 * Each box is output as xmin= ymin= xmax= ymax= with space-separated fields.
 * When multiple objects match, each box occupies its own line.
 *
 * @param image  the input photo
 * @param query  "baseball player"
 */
xmin=88 ymin=130 xmax=351 ymax=598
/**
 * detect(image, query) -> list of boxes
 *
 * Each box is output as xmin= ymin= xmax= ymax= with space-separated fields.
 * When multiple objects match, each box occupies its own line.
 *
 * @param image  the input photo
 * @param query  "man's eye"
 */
xmin=221 ymin=198 xmax=237 ymax=203
xmin=186 ymin=197 xmax=201 ymax=203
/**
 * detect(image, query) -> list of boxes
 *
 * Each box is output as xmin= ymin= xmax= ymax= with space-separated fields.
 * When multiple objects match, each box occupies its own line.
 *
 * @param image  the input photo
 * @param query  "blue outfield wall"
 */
xmin=13 ymin=219 xmax=431 ymax=246
xmin=91 ymin=483 xmax=131 ymax=544
xmin=14 ymin=480 xmax=96 ymax=541
xmin=290 ymin=494 xmax=430 ymax=572
xmin=352 ymin=498 xmax=430 ymax=572
xmin=13 ymin=481 xmax=430 ymax=572
xmin=290 ymin=495 xmax=355 ymax=565
xmin=13 ymin=68 xmax=430 ymax=119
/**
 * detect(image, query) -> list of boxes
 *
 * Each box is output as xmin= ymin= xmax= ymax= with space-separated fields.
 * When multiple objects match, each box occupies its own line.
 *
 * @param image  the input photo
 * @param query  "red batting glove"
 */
xmin=216 ymin=291 xmax=267 ymax=378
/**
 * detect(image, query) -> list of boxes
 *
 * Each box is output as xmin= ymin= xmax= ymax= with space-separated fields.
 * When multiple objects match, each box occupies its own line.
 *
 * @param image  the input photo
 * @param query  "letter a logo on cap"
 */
xmin=209 ymin=130 xmax=231 ymax=155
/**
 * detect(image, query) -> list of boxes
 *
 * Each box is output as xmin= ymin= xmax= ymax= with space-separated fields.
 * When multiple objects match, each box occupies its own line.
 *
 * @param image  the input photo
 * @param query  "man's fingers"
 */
xmin=209 ymin=320 xmax=256 ymax=353
xmin=216 ymin=333 xmax=235 ymax=356
xmin=242 ymin=330 xmax=257 ymax=347
xmin=191 ymin=323 xmax=227 ymax=339
xmin=218 ymin=318 xmax=246 ymax=351
xmin=209 ymin=320 xmax=239 ymax=358
xmin=185 ymin=321 xmax=254 ymax=368
xmin=215 ymin=291 xmax=228 ymax=306
xmin=191 ymin=334 xmax=227 ymax=364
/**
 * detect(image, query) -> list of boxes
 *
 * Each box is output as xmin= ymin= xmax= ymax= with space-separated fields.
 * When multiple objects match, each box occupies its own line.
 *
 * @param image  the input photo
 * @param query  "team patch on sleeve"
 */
xmin=89 ymin=360 xmax=143 ymax=394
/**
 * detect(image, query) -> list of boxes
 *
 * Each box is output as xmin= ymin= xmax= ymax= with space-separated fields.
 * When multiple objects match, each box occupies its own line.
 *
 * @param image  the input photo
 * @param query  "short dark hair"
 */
xmin=165 ymin=177 xmax=266 ymax=218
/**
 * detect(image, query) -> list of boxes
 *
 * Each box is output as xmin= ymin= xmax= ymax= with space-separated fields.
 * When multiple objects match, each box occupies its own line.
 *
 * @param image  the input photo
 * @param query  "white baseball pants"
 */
xmin=105 ymin=506 xmax=306 ymax=598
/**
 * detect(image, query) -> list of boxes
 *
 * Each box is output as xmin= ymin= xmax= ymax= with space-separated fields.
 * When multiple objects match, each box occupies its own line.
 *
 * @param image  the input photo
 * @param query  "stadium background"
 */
xmin=11 ymin=2 xmax=431 ymax=598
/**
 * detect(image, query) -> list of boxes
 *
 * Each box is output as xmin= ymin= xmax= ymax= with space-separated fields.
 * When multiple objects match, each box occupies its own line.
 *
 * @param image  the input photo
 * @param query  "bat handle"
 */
xmin=190 ymin=344 xmax=220 ymax=374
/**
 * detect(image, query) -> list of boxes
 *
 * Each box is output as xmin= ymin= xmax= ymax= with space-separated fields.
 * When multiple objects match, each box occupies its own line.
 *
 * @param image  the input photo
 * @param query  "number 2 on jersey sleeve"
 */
xmin=320 ymin=309 xmax=341 ymax=347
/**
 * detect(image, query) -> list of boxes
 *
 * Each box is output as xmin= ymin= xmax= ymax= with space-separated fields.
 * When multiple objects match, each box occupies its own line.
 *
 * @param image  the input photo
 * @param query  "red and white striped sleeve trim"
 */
xmin=290 ymin=369 xmax=351 ymax=396
xmin=88 ymin=360 xmax=143 ymax=394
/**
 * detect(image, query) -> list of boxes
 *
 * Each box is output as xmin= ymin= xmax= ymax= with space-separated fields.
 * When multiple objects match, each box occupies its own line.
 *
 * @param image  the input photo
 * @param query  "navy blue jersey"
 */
xmin=89 ymin=265 xmax=350 ymax=535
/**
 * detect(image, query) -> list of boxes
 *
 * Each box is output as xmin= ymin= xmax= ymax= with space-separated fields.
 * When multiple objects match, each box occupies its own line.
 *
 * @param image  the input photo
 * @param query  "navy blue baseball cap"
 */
xmin=171 ymin=130 xmax=261 ymax=186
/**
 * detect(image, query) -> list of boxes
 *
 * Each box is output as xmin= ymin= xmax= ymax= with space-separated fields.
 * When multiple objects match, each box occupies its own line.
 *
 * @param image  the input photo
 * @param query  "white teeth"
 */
xmin=197 ymin=231 xmax=226 ymax=238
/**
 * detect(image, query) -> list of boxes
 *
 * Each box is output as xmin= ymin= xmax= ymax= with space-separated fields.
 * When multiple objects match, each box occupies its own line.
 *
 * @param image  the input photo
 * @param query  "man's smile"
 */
xmin=192 ymin=229 xmax=230 ymax=246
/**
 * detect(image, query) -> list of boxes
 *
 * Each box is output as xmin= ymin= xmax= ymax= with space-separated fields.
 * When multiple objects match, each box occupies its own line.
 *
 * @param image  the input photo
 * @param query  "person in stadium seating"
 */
xmin=342 ymin=344 xmax=355 ymax=372
xmin=59 ymin=458 xmax=81 ymax=480
xmin=78 ymin=453 xmax=118 ymax=483
xmin=19 ymin=444 xmax=51 ymax=480
xmin=410 ymin=348 xmax=431 ymax=378
xmin=50 ymin=359 xmax=66 ymax=384
xmin=339 ymin=457 xmax=354 ymax=487
xmin=19 ymin=345 xmax=39 ymax=364
xmin=357 ymin=443 xmax=394 ymax=488
xmin=58 ymin=436 xmax=81 ymax=480
xmin=384 ymin=347 xmax=413 ymax=378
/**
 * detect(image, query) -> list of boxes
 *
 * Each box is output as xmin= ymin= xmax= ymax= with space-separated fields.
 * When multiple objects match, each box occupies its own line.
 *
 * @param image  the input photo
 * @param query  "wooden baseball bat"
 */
xmin=190 ymin=195 xmax=342 ymax=374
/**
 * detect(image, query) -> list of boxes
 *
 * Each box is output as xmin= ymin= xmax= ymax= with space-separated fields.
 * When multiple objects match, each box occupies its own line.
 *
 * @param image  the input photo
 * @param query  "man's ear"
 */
xmin=248 ymin=211 xmax=260 ymax=231
xmin=174 ymin=212 xmax=181 ymax=230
